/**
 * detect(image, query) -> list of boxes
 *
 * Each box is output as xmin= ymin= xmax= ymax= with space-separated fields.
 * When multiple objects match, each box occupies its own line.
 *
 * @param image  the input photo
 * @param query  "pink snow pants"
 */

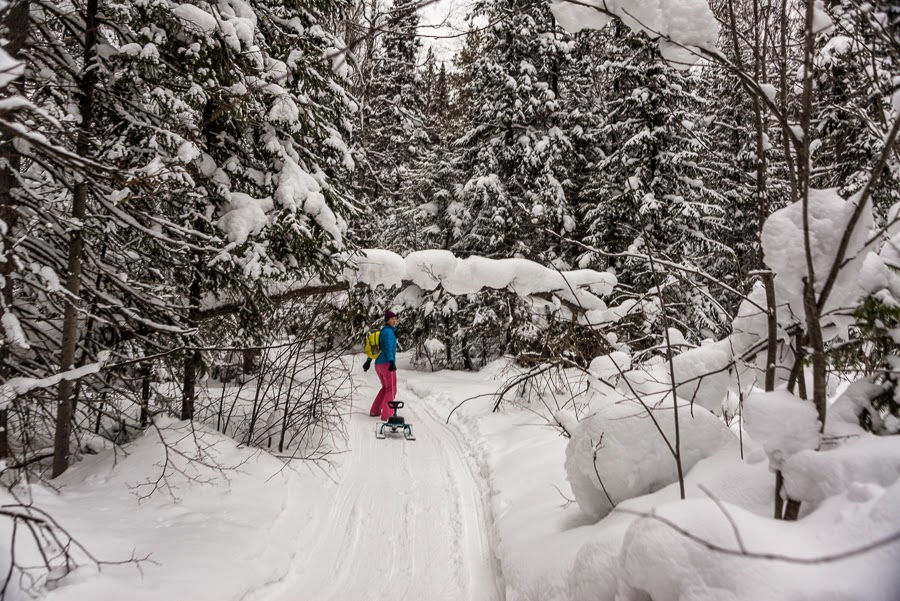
xmin=369 ymin=363 xmax=397 ymax=420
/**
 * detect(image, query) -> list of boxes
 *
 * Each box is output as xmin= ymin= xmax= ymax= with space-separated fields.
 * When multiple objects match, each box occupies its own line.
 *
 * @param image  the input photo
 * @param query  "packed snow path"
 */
xmin=252 ymin=377 xmax=503 ymax=601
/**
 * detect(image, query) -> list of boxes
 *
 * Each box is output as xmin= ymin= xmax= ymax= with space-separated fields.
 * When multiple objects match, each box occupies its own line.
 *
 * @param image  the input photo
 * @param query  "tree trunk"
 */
xmin=51 ymin=0 xmax=100 ymax=478
xmin=803 ymin=280 xmax=828 ymax=429
xmin=140 ymin=363 xmax=152 ymax=427
xmin=181 ymin=251 xmax=204 ymax=421
xmin=242 ymin=348 xmax=261 ymax=376
xmin=181 ymin=350 xmax=201 ymax=421
xmin=0 ymin=1 xmax=32 ymax=462
xmin=763 ymin=273 xmax=778 ymax=391
xmin=783 ymin=498 xmax=802 ymax=521
xmin=0 ymin=409 xmax=9 ymax=460
xmin=774 ymin=469 xmax=785 ymax=519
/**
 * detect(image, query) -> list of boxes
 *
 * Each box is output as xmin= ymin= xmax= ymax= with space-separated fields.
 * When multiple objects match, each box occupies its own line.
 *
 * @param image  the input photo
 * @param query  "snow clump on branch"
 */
xmin=743 ymin=390 xmax=822 ymax=471
xmin=340 ymin=249 xmax=618 ymax=318
xmin=761 ymin=188 xmax=874 ymax=336
xmin=549 ymin=0 xmax=719 ymax=66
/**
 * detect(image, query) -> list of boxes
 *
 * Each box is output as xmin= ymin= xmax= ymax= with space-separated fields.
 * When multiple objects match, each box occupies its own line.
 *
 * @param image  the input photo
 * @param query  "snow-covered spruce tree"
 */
xmin=580 ymin=27 xmax=731 ymax=342
xmin=104 ymin=0 xmax=357 ymax=422
xmin=390 ymin=52 xmax=472 ymax=368
xmin=0 ymin=0 xmax=206 ymax=476
xmin=0 ymin=0 xmax=358 ymax=476
xmin=391 ymin=49 xmax=458 ymax=254
xmin=809 ymin=0 xmax=900 ymax=425
xmin=454 ymin=0 xmax=584 ymax=262
xmin=355 ymin=0 xmax=426 ymax=247
xmin=413 ymin=2 xmax=605 ymax=366
xmin=694 ymin=0 xmax=794 ymax=280
xmin=812 ymin=0 xmax=899 ymax=214
xmin=0 ymin=0 xmax=31 ymax=461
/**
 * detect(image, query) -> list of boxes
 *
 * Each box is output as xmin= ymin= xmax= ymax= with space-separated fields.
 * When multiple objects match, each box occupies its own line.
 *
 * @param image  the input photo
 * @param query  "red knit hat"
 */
xmin=384 ymin=310 xmax=397 ymax=322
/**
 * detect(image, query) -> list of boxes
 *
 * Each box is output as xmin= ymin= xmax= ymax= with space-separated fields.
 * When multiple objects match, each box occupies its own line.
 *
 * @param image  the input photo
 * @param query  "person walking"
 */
xmin=363 ymin=310 xmax=399 ymax=420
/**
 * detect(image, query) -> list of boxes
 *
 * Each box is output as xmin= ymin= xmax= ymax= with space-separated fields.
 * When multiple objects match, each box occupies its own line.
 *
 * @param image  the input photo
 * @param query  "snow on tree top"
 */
xmin=171 ymin=2 xmax=256 ymax=51
xmin=761 ymin=187 xmax=873 ymax=335
xmin=171 ymin=4 xmax=218 ymax=32
xmin=549 ymin=0 xmax=719 ymax=66
xmin=275 ymin=157 xmax=344 ymax=248
xmin=217 ymin=192 xmax=274 ymax=246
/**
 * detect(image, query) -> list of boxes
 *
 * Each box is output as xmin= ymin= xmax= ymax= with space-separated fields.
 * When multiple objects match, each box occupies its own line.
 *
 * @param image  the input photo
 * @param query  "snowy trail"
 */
xmin=252 ymin=378 xmax=503 ymax=601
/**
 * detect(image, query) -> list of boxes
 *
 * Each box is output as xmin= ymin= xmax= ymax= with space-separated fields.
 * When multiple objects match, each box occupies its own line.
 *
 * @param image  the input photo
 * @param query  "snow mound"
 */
xmin=10 ymin=419 xmax=325 ymax=601
xmin=616 ymin=481 xmax=900 ymax=601
xmin=826 ymin=377 xmax=887 ymax=437
xmin=565 ymin=395 xmax=735 ymax=519
xmin=670 ymin=341 xmax=733 ymax=413
xmin=588 ymin=351 xmax=631 ymax=384
xmin=568 ymin=448 xmax=774 ymax=601
xmin=783 ymin=435 xmax=900 ymax=506
xmin=743 ymin=390 xmax=822 ymax=471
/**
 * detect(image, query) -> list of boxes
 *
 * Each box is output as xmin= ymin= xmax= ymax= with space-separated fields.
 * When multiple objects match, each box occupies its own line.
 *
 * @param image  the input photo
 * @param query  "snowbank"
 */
xmin=6 ymin=419 xmax=326 ymax=601
xmin=568 ymin=448 xmax=773 ymax=601
xmin=783 ymin=435 xmax=900 ymax=506
xmin=433 ymin=361 xmax=899 ymax=601
xmin=421 ymin=362 xmax=599 ymax=601
xmin=617 ymin=481 xmax=900 ymax=601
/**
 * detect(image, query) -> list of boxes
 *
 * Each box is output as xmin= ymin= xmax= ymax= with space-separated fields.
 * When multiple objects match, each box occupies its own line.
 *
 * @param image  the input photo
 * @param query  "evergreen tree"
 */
xmin=0 ymin=0 xmax=358 ymax=472
xmin=581 ymin=28 xmax=731 ymax=339
xmin=453 ymin=0 xmax=586 ymax=263
xmin=400 ymin=2 xmax=606 ymax=366
xmin=358 ymin=0 xmax=426 ymax=246
xmin=812 ymin=0 xmax=899 ymax=214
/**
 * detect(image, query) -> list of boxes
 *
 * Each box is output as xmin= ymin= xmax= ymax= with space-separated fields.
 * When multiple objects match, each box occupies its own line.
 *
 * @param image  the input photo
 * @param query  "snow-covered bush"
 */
xmin=565 ymin=391 xmax=735 ymax=519
xmin=421 ymin=338 xmax=448 ymax=371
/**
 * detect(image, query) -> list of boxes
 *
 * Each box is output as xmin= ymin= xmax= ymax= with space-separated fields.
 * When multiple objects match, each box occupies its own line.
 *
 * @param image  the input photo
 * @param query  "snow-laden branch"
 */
xmin=0 ymin=352 xmax=110 ymax=410
xmin=349 ymin=249 xmax=616 ymax=306
xmin=198 ymin=249 xmax=619 ymax=320
xmin=549 ymin=0 xmax=719 ymax=66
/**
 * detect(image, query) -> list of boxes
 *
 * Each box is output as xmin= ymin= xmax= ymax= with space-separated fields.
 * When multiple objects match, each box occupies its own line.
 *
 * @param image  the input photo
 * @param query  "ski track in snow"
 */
xmin=252 ymin=378 xmax=503 ymax=601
